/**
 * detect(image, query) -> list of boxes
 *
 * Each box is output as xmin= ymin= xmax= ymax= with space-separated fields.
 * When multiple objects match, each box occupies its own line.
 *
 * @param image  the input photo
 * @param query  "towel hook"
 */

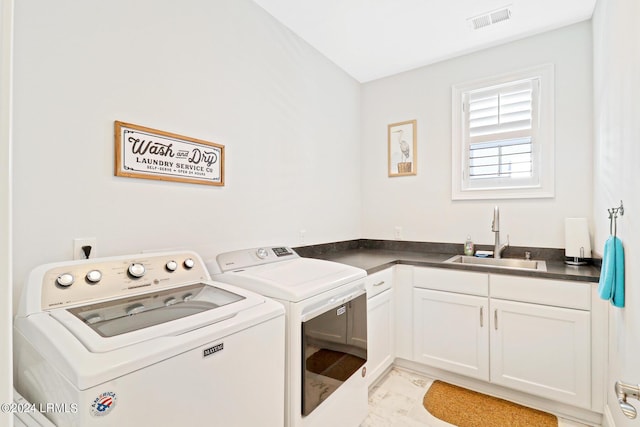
xmin=608 ymin=200 xmax=624 ymax=236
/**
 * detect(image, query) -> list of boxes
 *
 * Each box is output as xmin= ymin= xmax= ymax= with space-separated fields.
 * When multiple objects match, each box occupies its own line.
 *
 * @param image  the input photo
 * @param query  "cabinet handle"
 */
xmin=480 ymin=307 xmax=484 ymax=327
xmin=494 ymin=309 xmax=498 ymax=330
xmin=373 ymin=281 xmax=385 ymax=287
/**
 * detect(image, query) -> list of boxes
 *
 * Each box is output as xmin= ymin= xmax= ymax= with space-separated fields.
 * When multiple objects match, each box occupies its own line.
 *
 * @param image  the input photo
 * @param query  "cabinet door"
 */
xmin=413 ymin=288 xmax=489 ymax=381
xmin=490 ymin=299 xmax=590 ymax=408
xmin=367 ymin=288 xmax=394 ymax=386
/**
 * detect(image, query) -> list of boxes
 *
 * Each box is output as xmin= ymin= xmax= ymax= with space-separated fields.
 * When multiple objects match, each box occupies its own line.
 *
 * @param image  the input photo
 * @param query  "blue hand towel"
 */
xmin=597 ymin=236 xmax=625 ymax=307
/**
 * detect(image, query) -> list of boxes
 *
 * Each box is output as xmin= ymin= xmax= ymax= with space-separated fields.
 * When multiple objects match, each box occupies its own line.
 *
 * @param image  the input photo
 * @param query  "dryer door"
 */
xmin=301 ymin=291 xmax=367 ymax=416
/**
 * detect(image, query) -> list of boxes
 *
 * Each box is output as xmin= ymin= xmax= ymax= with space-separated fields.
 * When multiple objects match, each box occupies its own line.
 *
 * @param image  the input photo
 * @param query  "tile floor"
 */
xmin=361 ymin=368 xmax=594 ymax=427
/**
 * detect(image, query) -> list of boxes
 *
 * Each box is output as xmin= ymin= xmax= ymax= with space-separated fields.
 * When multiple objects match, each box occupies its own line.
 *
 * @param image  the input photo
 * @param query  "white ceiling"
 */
xmin=251 ymin=0 xmax=597 ymax=82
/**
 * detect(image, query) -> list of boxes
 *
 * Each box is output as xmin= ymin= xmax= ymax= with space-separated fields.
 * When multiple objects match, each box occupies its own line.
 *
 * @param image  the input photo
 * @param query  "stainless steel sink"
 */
xmin=444 ymin=255 xmax=547 ymax=272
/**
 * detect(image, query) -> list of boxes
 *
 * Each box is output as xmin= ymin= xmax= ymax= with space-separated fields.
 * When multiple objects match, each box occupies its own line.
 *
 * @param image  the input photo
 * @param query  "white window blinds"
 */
xmin=451 ymin=64 xmax=554 ymax=200
xmin=463 ymin=78 xmax=539 ymax=182
xmin=468 ymin=137 xmax=532 ymax=179
xmin=468 ymin=80 xmax=533 ymax=138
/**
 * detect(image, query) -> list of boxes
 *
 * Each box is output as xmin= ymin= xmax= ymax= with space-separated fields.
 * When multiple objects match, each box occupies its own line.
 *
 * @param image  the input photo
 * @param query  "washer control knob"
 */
xmin=183 ymin=258 xmax=195 ymax=269
xmin=56 ymin=273 xmax=75 ymax=287
xmin=166 ymin=260 xmax=178 ymax=272
xmin=183 ymin=293 xmax=193 ymax=301
xmin=128 ymin=263 xmax=145 ymax=278
xmin=164 ymin=297 xmax=178 ymax=306
xmin=86 ymin=270 xmax=102 ymax=283
xmin=256 ymin=248 xmax=269 ymax=259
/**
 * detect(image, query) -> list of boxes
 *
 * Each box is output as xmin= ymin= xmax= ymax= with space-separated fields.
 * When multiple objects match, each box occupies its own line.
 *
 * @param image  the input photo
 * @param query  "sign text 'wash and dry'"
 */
xmin=115 ymin=121 xmax=225 ymax=186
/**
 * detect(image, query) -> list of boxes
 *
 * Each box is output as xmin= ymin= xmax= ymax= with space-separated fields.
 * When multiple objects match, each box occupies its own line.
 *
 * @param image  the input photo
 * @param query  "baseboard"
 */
xmin=392 ymin=358 xmax=604 ymax=426
xmin=367 ymin=364 xmax=394 ymax=389
xmin=602 ymin=403 xmax=616 ymax=427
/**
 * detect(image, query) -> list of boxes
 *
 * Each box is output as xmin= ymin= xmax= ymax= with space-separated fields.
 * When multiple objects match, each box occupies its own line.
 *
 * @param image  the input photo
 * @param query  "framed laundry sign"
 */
xmin=388 ymin=120 xmax=417 ymax=177
xmin=115 ymin=121 xmax=225 ymax=186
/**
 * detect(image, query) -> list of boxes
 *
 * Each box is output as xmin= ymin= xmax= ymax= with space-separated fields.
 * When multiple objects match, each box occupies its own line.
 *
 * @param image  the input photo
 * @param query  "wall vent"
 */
xmin=468 ymin=6 xmax=512 ymax=30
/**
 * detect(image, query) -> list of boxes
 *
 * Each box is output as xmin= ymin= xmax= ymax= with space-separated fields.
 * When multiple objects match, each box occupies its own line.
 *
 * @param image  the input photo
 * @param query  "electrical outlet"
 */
xmin=73 ymin=237 xmax=97 ymax=260
xmin=394 ymin=226 xmax=402 ymax=240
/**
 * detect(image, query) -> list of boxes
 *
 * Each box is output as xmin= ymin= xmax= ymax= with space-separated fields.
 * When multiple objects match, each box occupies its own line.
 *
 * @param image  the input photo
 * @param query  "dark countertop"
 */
xmin=297 ymin=243 xmax=600 ymax=283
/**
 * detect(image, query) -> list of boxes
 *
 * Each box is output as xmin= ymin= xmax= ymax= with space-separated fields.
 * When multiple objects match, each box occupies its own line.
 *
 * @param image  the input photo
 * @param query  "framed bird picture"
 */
xmin=388 ymin=120 xmax=417 ymax=177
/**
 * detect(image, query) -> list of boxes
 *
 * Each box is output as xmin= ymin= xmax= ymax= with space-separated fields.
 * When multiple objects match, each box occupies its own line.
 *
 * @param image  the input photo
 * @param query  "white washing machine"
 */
xmin=14 ymin=251 xmax=285 ymax=427
xmin=209 ymin=246 xmax=368 ymax=427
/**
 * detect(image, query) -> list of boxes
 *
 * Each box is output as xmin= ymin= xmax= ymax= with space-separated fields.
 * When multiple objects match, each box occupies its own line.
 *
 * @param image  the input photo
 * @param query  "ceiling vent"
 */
xmin=468 ymin=6 xmax=512 ymax=30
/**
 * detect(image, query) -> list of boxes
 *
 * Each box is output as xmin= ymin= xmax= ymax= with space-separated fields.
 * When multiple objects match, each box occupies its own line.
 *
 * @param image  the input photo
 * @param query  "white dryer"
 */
xmin=14 ymin=251 xmax=285 ymax=427
xmin=210 ymin=246 xmax=368 ymax=427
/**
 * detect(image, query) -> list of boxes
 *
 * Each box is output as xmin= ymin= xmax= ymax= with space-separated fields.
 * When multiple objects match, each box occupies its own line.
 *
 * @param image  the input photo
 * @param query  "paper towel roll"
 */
xmin=565 ymin=218 xmax=592 ymax=258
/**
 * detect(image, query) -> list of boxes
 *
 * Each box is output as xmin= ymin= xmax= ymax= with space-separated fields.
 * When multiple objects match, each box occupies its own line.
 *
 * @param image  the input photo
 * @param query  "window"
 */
xmin=451 ymin=64 xmax=554 ymax=200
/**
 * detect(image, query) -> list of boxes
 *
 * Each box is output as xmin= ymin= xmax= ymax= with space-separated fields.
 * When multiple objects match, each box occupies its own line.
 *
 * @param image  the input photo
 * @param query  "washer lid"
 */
xmin=217 ymin=258 xmax=366 ymax=301
xmin=67 ymin=283 xmax=244 ymax=338
xmin=47 ymin=281 xmax=266 ymax=353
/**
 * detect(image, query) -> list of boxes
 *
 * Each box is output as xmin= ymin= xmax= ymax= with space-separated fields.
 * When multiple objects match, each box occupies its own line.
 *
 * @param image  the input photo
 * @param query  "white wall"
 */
xmin=361 ymin=22 xmax=593 ymax=249
xmin=592 ymin=0 xmax=640 ymax=425
xmin=1 ymin=0 xmax=13 ymax=424
xmin=11 ymin=0 xmax=362 ymax=307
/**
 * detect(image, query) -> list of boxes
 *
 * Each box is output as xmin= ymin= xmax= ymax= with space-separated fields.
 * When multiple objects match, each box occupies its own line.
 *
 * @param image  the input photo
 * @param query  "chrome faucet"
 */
xmin=491 ymin=206 xmax=509 ymax=259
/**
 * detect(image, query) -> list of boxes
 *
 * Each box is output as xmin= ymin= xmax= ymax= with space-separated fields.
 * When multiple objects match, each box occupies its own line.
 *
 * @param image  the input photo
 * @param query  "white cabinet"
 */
xmin=413 ymin=268 xmax=489 ymax=380
xmin=366 ymin=268 xmax=394 ymax=386
xmin=392 ymin=264 xmax=413 ymax=360
xmin=413 ymin=288 xmax=489 ymax=380
xmin=489 ymin=275 xmax=591 ymax=408
xmin=348 ymin=293 xmax=368 ymax=349
xmin=412 ymin=267 xmax=593 ymax=409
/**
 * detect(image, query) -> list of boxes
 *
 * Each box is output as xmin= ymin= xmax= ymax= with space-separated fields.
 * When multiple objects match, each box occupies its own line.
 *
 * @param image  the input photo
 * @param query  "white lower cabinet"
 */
xmin=413 ymin=288 xmax=489 ymax=380
xmin=366 ymin=268 xmax=394 ymax=386
xmin=490 ymin=298 xmax=591 ymax=408
xmin=412 ymin=267 xmax=593 ymax=409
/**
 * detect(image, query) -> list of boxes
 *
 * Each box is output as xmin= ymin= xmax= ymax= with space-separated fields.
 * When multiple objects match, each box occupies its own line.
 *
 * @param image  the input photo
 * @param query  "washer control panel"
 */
xmin=216 ymin=246 xmax=298 ymax=272
xmin=38 ymin=252 xmax=208 ymax=310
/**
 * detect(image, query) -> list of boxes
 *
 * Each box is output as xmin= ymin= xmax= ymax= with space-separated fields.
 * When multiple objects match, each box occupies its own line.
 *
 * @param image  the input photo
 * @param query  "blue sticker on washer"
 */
xmin=90 ymin=391 xmax=117 ymax=417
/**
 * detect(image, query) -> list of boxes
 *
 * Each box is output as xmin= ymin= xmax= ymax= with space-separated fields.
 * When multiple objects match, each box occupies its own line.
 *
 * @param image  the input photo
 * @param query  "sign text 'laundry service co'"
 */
xmin=115 ymin=121 xmax=225 ymax=186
